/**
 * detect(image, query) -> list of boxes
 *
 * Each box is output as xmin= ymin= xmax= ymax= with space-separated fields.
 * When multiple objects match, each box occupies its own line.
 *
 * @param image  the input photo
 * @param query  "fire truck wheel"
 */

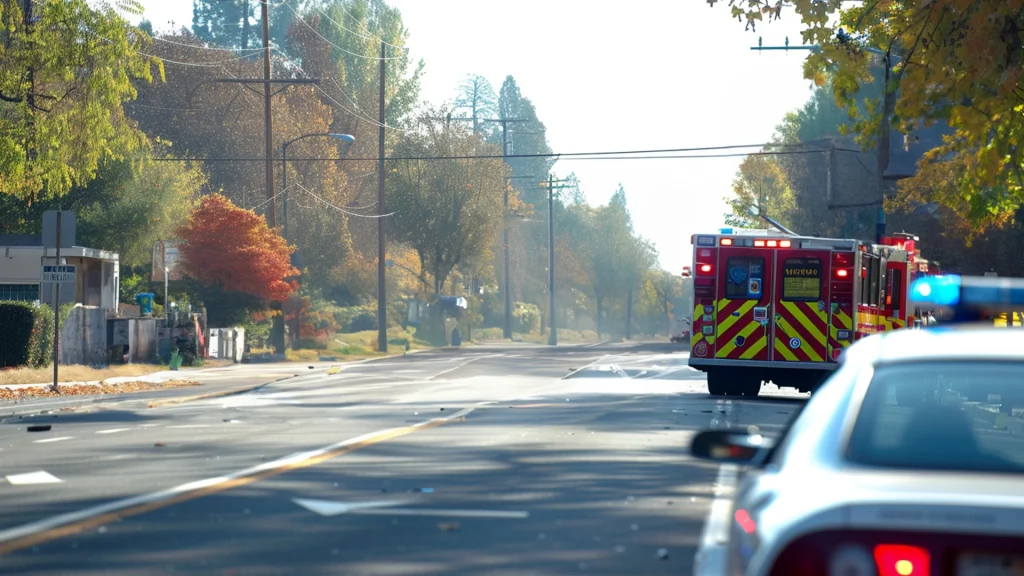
xmin=741 ymin=380 xmax=762 ymax=397
xmin=707 ymin=371 xmax=727 ymax=396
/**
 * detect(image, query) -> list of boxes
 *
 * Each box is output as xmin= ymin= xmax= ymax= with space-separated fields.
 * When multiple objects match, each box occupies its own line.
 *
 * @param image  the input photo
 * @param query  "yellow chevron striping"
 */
xmin=781 ymin=301 xmax=826 ymax=345
xmin=717 ymin=320 xmax=761 ymax=358
xmin=774 ymin=338 xmax=799 ymax=361
xmin=739 ymin=333 xmax=767 ymax=359
xmin=716 ymin=300 xmax=756 ymax=337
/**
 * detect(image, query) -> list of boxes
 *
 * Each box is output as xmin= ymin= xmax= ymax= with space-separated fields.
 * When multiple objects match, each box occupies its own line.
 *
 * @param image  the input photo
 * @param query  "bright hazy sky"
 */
xmin=127 ymin=1 xmax=814 ymax=274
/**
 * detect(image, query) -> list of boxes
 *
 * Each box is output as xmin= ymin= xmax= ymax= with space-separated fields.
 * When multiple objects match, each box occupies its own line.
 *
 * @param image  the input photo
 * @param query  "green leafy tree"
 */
xmin=387 ymin=109 xmax=509 ymax=294
xmin=725 ymin=154 xmax=797 ymax=229
xmin=709 ymin=0 xmax=1024 ymax=230
xmin=75 ymin=156 xmax=204 ymax=267
xmin=0 ymin=0 xmax=161 ymax=202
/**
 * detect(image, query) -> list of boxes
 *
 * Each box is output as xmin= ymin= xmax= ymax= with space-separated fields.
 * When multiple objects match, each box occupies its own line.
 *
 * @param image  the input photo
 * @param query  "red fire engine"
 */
xmin=688 ymin=228 xmax=930 ymax=396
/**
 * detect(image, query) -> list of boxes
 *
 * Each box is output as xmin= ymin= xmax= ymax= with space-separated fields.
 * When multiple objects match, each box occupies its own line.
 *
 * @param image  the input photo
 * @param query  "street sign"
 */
xmin=41 ymin=265 xmax=76 ymax=284
xmin=42 ymin=210 xmax=76 ymax=249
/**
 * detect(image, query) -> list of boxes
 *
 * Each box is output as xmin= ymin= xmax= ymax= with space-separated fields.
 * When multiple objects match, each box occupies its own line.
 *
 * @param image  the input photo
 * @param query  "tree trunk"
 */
xmin=625 ymin=289 xmax=633 ymax=340
xmin=596 ymin=296 xmax=603 ymax=340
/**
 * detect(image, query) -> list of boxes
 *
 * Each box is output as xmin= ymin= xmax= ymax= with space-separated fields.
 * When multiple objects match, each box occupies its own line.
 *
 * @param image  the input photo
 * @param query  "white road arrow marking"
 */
xmin=292 ymin=498 xmax=409 ymax=516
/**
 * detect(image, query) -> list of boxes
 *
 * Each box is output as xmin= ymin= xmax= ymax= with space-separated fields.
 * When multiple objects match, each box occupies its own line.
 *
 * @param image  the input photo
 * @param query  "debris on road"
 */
xmin=657 ymin=548 xmax=669 ymax=560
xmin=154 ymin=442 xmax=166 ymax=447
xmin=0 ymin=380 xmax=199 ymax=402
xmin=27 ymin=425 xmax=51 ymax=432
xmin=437 ymin=522 xmax=460 ymax=532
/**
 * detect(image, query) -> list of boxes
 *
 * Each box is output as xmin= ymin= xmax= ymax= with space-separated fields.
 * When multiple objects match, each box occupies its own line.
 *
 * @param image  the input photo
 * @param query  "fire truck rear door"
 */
xmin=714 ymin=246 xmax=773 ymax=361
xmin=772 ymin=249 xmax=830 ymax=363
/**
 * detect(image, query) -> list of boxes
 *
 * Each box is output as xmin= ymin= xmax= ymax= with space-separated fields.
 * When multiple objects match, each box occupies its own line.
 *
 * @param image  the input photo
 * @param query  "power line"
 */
xmin=148 ymin=144 xmax=864 ymax=163
xmin=284 ymin=2 xmax=404 ymax=60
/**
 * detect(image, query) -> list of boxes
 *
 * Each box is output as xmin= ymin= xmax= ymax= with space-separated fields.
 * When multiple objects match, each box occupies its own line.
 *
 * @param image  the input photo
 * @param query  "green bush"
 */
xmin=512 ymin=302 xmax=541 ymax=334
xmin=0 ymin=302 xmax=56 ymax=368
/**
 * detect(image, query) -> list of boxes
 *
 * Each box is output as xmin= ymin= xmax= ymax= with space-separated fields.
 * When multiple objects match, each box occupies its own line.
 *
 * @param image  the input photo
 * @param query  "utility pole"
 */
xmin=376 ymin=40 xmax=388 ymax=353
xmin=483 ymin=117 xmax=527 ymax=339
xmin=261 ymin=0 xmax=275 ymax=228
xmin=542 ymin=176 xmax=574 ymax=346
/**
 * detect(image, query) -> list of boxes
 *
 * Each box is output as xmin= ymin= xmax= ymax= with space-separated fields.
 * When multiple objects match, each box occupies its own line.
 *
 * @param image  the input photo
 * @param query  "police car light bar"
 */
xmin=910 ymin=274 xmax=1024 ymax=309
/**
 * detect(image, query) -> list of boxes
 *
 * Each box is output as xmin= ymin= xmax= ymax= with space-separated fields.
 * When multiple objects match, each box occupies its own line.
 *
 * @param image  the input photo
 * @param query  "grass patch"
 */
xmin=0 ymin=364 xmax=166 ymax=386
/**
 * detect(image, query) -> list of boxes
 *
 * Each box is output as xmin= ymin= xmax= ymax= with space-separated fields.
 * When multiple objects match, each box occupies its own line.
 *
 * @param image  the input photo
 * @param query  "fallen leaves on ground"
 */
xmin=0 ymin=364 xmax=165 ymax=386
xmin=0 ymin=380 xmax=200 ymax=402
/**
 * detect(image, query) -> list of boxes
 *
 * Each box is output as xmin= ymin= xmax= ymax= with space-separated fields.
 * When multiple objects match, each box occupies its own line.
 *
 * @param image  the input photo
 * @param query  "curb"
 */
xmin=147 ymin=376 xmax=294 ymax=408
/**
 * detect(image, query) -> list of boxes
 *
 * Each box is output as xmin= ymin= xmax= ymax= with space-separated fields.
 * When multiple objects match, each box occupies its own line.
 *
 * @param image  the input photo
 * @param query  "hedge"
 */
xmin=0 ymin=302 xmax=55 ymax=368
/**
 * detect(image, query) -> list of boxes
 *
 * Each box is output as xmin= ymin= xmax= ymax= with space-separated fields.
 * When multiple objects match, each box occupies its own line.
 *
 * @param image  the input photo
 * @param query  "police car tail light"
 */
xmin=874 ymin=544 xmax=929 ymax=576
xmin=829 ymin=544 xmax=877 ymax=576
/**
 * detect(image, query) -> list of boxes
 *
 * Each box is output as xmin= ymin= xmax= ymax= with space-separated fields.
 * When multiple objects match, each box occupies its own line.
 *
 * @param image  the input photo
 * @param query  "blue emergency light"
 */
xmin=910 ymin=274 xmax=1024 ymax=312
xmin=909 ymin=275 xmax=961 ymax=307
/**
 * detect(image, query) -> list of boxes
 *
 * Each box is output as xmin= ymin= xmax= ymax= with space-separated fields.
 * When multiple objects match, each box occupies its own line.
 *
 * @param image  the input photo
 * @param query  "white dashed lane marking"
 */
xmin=32 ymin=437 xmax=73 ymax=444
xmin=96 ymin=428 xmax=132 ymax=435
xmin=5 ymin=471 xmax=63 ymax=485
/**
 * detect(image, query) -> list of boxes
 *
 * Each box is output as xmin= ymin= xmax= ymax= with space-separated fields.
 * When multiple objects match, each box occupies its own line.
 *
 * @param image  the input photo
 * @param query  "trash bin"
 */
xmin=451 ymin=327 xmax=462 ymax=347
xmin=136 ymin=292 xmax=155 ymax=316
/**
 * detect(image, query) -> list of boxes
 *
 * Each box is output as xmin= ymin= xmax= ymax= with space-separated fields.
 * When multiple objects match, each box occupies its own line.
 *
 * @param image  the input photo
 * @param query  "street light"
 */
xmin=281 ymin=132 xmax=356 ymax=242
xmin=279 ymin=132 xmax=355 ymax=350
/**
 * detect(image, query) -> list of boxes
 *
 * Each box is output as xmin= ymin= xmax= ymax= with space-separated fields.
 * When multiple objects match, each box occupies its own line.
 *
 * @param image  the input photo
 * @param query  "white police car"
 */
xmin=691 ymin=275 xmax=1024 ymax=576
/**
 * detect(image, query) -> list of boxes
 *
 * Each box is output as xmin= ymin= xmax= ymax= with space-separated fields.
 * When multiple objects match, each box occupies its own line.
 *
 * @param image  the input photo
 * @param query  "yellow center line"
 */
xmin=0 ymin=414 xmax=465 ymax=556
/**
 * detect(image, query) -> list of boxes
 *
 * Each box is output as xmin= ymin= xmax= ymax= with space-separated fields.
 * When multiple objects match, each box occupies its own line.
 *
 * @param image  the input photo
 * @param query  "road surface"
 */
xmin=0 ymin=342 xmax=805 ymax=575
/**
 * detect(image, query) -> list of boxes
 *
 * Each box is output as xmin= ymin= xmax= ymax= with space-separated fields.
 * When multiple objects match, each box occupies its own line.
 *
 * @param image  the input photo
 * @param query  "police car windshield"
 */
xmin=846 ymin=362 xmax=1024 ymax=474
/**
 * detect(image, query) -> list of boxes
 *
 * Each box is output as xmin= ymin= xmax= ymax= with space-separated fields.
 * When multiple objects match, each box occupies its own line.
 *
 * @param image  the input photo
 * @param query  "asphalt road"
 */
xmin=0 ymin=342 xmax=806 ymax=576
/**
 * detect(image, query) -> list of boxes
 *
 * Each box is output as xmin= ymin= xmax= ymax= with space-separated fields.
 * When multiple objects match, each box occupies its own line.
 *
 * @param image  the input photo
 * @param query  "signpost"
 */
xmin=42 ymin=210 xmax=76 ymax=393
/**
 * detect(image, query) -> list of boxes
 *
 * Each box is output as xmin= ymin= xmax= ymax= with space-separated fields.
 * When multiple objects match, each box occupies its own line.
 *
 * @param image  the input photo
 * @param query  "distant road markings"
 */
xmin=33 ymin=437 xmax=73 ymax=444
xmin=96 ymin=428 xmax=131 ymax=435
xmin=5 ymin=471 xmax=63 ymax=485
xmin=292 ymin=498 xmax=529 ymax=519
xmin=0 ymin=405 xmax=480 ymax=556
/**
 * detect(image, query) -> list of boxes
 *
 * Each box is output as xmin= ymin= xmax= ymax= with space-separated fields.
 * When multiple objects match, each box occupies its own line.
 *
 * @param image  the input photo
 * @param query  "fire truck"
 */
xmin=688 ymin=225 xmax=931 ymax=396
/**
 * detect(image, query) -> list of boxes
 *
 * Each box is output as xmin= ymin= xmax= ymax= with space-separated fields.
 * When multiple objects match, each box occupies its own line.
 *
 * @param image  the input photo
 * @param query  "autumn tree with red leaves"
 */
xmin=177 ymin=194 xmax=298 ymax=302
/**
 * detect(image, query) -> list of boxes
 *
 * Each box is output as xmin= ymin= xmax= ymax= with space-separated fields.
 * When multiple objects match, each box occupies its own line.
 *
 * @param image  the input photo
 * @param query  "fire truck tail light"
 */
xmin=721 ymin=238 xmax=733 ymax=246
xmin=836 ymin=269 xmax=849 ymax=279
xmin=699 ymin=264 xmax=713 ymax=274
xmin=780 ymin=240 xmax=791 ymax=247
xmin=834 ymin=252 xmax=853 ymax=266
xmin=754 ymin=240 xmax=766 ymax=247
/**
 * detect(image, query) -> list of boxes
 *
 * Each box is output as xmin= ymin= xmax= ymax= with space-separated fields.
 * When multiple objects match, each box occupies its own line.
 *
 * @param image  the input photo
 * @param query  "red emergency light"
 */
xmin=754 ymin=240 xmax=765 ymax=247
xmin=767 ymin=240 xmax=778 ymax=247
xmin=779 ymin=240 xmax=791 ymax=248
xmin=721 ymin=238 xmax=733 ymax=246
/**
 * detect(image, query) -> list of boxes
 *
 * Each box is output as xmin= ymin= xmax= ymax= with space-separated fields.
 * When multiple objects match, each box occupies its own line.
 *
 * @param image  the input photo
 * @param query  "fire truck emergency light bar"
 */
xmin=910 ymin=275 xmax=1024 ymax=310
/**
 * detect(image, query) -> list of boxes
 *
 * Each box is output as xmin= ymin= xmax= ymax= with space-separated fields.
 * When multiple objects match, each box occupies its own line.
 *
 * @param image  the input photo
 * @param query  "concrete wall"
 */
xmin=59 ymin=305 xmax=107 ymax=366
